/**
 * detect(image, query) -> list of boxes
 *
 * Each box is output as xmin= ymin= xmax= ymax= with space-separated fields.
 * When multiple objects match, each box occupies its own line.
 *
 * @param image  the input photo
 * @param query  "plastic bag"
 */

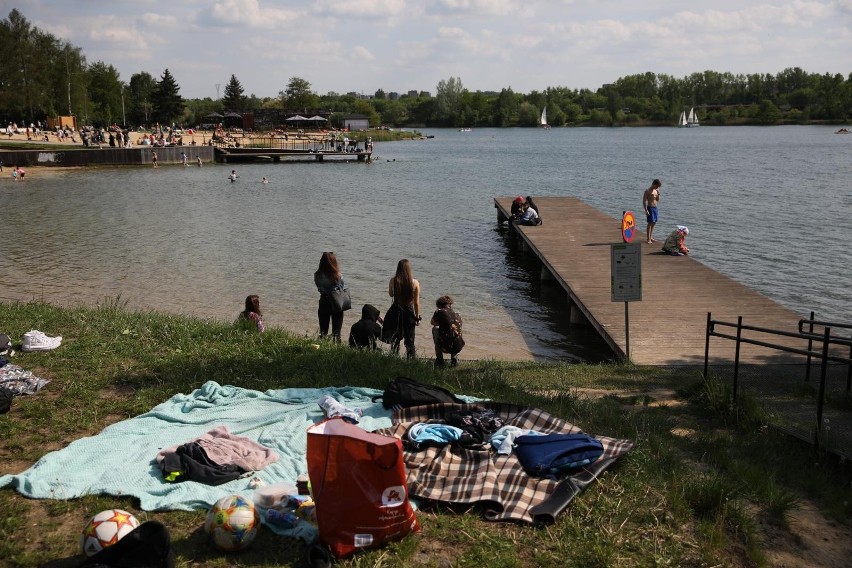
xmin=306 ymin=417 xmax=419 ymax=558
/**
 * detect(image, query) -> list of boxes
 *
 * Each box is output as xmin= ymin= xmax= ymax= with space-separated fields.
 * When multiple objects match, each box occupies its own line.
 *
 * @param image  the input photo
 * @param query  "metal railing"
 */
xmin=799 ymin=312 xmax=852 ymax=390
xmin=704 ymin=312 xmax=852 ymax=453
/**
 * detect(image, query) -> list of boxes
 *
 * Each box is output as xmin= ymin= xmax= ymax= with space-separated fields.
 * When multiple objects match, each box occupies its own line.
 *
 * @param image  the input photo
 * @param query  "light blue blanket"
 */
xmin=0 ymin=381 xmax=392 ymax=515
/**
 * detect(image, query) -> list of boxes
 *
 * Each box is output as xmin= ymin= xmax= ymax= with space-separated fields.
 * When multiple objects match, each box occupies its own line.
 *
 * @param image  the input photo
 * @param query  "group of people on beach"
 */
xmin=642 ymin=178 xmax=689 ymax=255
xmin=238 ymin=254 xmax=465 ymax=368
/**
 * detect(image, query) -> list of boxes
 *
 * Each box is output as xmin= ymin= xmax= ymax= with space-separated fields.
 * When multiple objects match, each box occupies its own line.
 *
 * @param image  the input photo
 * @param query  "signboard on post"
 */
xmin=611 ymin=241 xmax=642 ymax=362
xmin=611 ymin=242 xmax=642 ymax=302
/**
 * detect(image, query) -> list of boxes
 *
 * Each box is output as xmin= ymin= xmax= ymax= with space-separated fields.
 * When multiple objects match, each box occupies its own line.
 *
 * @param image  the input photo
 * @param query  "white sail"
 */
xmin=679 ymin=111 xmax=687 ymax=127
xmin=687 ymin=107 xmax=699 ymax=127
xmin=540 ymin=106 xmax=547 ymax=126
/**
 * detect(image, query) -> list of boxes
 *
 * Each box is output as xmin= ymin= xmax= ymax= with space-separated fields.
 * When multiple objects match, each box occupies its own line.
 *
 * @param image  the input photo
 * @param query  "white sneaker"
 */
xmin=22 ymin=330 xmax=62 ymax=352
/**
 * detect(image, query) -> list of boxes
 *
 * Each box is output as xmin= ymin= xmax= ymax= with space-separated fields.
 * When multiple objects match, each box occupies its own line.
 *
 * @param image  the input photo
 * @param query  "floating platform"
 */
xmin=495 ymin=197 xmax=812 ymax=365
xmin=215 ymin=147 xmax=372 ymax=163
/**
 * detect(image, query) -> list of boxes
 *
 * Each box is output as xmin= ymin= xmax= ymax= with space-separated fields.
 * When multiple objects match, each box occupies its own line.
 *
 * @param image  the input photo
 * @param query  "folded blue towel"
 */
xmin=407 ymin=423 xmax=465 ymax=445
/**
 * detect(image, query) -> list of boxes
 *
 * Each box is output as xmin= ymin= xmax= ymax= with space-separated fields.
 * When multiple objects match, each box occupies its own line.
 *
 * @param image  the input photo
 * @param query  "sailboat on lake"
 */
xmin=540 ymin=106 xmax=550 ymax=129
xmin=687 ymin=107 xmax=699 ymax=127
xmin=678 ymin=107 xmax=699 ymax=128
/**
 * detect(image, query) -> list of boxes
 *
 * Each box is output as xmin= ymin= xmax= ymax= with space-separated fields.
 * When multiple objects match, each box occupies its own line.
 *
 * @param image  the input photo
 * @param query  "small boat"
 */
xmin=540 ymin=106 xmax=550 ymax=129
xmin=459 ymin=127 xmax=472 ymax=132
xmin=678 ymin=111 xmax=687 ymax=128
xmin=687 ymin=107 xmax=699 ymax=127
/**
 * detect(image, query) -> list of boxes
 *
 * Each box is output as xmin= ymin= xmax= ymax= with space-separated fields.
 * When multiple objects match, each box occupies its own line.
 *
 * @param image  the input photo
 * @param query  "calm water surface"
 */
xmin=2 ymin=126 xmax=850 ymax=361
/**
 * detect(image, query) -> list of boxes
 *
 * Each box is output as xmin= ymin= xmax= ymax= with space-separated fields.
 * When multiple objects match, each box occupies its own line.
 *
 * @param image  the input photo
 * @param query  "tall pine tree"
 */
xmin=151 ymin=68 xmax=184 ymax=125
xmin=222 ymin=74 xmax=245 ymax=112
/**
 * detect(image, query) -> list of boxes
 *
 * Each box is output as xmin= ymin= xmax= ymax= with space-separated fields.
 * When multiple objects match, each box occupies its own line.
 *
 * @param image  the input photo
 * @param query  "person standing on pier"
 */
xmin=643 ymin=179 xmax=662 ymax=244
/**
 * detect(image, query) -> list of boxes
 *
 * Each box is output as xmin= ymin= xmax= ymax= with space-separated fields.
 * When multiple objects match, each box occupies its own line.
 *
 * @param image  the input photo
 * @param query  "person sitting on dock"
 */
xmin=511 ymin=196 xmax=524 ymax=218
xmin=662 ymin=225 xmax=690 ymax=256
xmin=516 ymin=200 xmax=542 ymax=226
xmin=525 ymin=196 xmax=541 ymax=222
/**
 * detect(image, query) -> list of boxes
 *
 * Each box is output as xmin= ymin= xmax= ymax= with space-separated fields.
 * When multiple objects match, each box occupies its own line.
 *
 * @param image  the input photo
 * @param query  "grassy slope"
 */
xmin=1 ymin=300 xmax=850 ymax=568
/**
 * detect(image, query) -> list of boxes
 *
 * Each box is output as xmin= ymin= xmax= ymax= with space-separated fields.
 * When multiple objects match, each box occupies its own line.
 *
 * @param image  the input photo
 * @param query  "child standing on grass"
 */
xmin=239 ymin=295 xmax=265 ymax=332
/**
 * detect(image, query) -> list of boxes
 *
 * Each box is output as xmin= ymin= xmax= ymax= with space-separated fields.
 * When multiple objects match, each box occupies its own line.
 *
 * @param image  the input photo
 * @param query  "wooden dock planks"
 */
xmin=495 ymin=197 xmax=810 ymax=365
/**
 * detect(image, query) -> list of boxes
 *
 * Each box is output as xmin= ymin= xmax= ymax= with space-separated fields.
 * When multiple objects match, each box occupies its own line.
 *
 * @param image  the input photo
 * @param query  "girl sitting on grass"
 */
xmin=239 ymin=295 xmax=265 ymax=332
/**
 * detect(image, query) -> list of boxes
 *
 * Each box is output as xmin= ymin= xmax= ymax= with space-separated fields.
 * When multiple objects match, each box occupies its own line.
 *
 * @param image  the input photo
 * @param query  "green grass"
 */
xmin=1 ymin=300 xmax=851 ymax=567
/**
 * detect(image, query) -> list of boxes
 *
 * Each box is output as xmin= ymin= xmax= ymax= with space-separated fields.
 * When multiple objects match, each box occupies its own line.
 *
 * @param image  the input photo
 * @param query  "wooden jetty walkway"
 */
xmin=495 ymin=197 xmax=810 ymax=366
xmin=215 ymin=147 xmax=372 ymax=163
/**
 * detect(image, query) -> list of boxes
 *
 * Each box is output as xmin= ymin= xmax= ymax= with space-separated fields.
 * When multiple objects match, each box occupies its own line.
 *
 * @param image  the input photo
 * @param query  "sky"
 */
xmin=4 ymin=0 xmax=851 ymax=100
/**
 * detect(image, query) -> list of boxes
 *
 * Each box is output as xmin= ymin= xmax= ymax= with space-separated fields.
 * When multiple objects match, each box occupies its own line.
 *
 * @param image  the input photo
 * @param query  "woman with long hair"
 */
xmin=314 ymin=252 xmax=345 ymax=340
xmin=239 ymin=294 xmax=265 ymax=332
xmin=387 ymin=259 xmax=421 ymax=357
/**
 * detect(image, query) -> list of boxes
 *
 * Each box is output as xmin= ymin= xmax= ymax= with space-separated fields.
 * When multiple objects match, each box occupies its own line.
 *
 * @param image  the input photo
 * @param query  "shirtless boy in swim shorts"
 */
xmin=643 ymin=179 xmax=662 ymax=244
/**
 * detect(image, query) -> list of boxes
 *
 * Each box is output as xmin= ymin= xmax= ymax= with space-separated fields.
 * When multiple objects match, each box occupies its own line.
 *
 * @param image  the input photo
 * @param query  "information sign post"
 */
xmin=611 ymin=237 xmax=642 ymax=362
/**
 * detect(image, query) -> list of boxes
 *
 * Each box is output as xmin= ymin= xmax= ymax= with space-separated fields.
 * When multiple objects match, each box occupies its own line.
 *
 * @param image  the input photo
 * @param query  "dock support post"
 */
xmin=496 ymin=205 xmax=507 ymax=225
xmin=568 ymin=299 xmax=584 ymax=325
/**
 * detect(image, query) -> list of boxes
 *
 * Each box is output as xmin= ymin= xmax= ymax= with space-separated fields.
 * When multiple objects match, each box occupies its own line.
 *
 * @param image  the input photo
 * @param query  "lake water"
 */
xmin=1 ymin=126 xmax=850 ymax=362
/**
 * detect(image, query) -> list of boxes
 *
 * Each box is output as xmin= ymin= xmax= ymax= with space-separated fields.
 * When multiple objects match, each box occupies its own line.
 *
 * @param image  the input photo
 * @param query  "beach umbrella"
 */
xmin=204 ymin=112 xmax=224 ymax=119
xmin=306 ymin=115 xmax=328 ymax=122
xmin=224 ymin=112 xmax=242 ymax=118
xmin=286 ymin=115 xmax=308 ymax=122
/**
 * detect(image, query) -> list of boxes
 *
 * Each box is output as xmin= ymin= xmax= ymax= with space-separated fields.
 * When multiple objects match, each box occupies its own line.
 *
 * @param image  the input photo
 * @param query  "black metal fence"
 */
xmin=704 ymin=312 xmax=852 ymax=457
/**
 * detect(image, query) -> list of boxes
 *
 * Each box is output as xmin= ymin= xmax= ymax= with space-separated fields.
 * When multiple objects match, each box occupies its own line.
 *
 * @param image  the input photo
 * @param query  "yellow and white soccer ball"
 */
xmin=80 ymin=509 xmax=141 ymax=557
xmin=204 ymin=494 xmax=260 ymax=552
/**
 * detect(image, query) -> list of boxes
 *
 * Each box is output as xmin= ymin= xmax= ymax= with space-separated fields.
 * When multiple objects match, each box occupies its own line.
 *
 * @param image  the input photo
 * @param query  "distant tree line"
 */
xmin=1 ymin=9 xmax=850 ymax=130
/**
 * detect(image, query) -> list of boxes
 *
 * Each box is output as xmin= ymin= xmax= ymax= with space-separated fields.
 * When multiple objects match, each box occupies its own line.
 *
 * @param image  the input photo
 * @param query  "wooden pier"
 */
xmin=215 ymin=147 xmax=372 ymax=163
xmin=495 ymin=197 xmax=811 ymax=366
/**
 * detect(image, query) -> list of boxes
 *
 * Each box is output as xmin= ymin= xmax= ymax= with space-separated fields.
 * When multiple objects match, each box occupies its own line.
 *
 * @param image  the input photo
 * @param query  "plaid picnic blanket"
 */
xmin=376 ymin=402 xmax=633 ymax=524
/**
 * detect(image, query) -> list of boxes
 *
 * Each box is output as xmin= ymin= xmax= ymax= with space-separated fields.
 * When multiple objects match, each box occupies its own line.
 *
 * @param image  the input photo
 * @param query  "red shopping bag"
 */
xmin=306 ymin=417 xmax=420 ymax=558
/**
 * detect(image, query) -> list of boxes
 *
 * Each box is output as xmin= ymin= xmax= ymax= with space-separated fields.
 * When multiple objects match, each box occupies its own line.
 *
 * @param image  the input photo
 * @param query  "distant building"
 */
xmin=407 ymin=90 xmax=419 ymax=98
xmin=388 ymin=92 xmax=400 ymax=100
xmin=342 ymin=114 xmax=370 ymax=130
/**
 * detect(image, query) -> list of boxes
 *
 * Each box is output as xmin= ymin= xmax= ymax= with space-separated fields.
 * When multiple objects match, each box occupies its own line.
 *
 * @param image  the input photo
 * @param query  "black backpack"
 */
xmin=373 ymin=376 xmax=464 ymax=409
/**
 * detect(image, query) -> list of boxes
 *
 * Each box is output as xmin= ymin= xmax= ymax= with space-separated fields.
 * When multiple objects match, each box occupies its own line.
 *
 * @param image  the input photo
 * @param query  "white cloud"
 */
xmin=352 ymin=45 xmax=376 ymax=61
xmin=139 ymin=13 xmax=179 ymax=29
xmin=434 ymin=0 xmax=515 ymax=16
xmin=314 ymin=0 xmax=407 ymax=18
xmin=208 ymin=0 xmax=300 ymax=29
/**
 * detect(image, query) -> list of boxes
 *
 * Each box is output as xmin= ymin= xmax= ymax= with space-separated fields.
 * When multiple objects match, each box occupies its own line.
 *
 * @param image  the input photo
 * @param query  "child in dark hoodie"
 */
xmin=348 ymin=304 xmax=383 ymax=350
